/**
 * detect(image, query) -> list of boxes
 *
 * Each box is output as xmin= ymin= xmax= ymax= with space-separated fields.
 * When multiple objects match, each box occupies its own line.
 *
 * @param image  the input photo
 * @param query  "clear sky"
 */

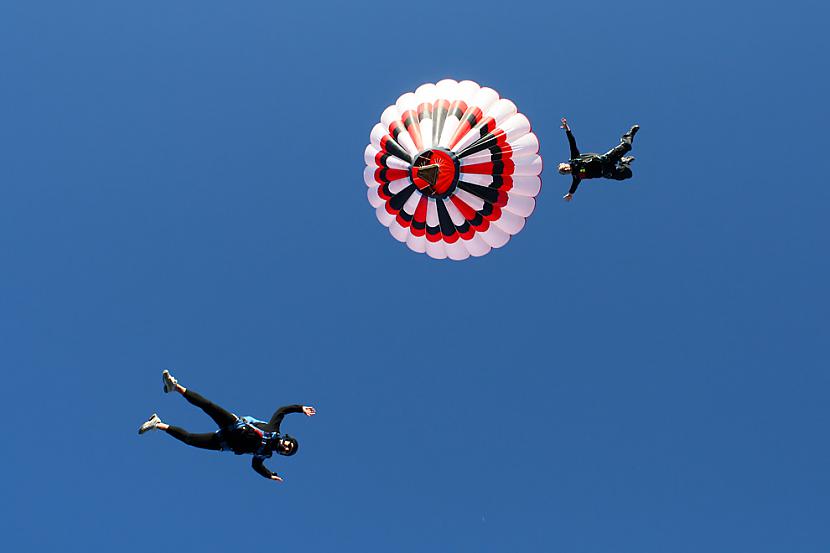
xmin=1 ymin=1 xmax=828 ymax=551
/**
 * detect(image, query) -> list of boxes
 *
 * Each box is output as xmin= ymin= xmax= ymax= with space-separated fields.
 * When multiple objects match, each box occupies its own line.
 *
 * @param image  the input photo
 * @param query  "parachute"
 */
xmin=364 ymin=79 xmax=543 ymax=260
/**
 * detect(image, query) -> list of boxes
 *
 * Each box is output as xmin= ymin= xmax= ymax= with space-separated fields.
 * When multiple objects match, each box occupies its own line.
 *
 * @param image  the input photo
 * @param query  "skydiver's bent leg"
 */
xmin=603 ymin=140 xmax=632 ymax=163
xmin=182 ymin=389 xmax=238 ymax=429
xmin=604 ymin=126 xmax=638 ymax=163
xmin=608 ymin=165 xmax=633 ymax=180
xmin=164 ymin=426 xmax=223 ymax=450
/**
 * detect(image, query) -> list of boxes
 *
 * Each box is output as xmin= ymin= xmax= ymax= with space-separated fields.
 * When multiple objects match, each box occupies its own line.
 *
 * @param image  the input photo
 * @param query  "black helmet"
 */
xmin=278 ymin=434 xmax=299 ymax=456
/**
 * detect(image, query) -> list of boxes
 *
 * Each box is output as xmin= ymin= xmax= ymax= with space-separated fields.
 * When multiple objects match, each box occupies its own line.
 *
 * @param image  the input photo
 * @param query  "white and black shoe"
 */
xmin=162 ymin=370 xmax=178 ymax=394
xmin=620 ymin=156 xmax=636 ymax=165
xmin=138 ymin=413 xmax=162 ymax=435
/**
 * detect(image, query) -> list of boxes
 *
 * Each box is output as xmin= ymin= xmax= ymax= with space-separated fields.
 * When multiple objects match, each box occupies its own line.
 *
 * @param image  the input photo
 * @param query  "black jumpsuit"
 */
xmin=566 ymin=129 xmax=634 ymax=196
xmin=164 ymin=388 xmax=303 ymax=479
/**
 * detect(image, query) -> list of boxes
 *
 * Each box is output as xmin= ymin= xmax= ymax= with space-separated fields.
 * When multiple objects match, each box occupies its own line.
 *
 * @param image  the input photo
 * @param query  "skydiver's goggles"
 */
xmin=278 ymin=435 xmax=298 ymax=456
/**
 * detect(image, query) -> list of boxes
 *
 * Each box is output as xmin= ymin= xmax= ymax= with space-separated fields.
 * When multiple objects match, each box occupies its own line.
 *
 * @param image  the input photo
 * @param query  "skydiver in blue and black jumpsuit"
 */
xmin=138 ymin=370 xmax=316 ymax=482
xmin=558 ymin=118 xmax=640 ymax=201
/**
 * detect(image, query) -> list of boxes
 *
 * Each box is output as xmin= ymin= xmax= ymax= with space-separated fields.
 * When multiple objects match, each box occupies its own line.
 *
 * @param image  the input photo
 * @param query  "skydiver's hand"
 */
xmin=270 ymin=475 xmax=284 ymax=483
xmin=560 ymin=118 xmax=570 ymax=131
xmin=563 ymin=193 xmax=573 ymax=202
xmin=303 ymin=406 xmax=316 ymax=417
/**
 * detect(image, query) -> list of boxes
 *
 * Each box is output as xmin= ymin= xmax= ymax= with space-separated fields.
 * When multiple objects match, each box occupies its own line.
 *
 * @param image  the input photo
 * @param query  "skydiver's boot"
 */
xmin=620 ymin=156 xmax=635 ymax=165
xmin=138 ymin=413 xmax=162 ymax=434
xmin=162 ymin=370 xmax=178 ymax=394
xmin=622 ymin=125 xmax=640 ymax=142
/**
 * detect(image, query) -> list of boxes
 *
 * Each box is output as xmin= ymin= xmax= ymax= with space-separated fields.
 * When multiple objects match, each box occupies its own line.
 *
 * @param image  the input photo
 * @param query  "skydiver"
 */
xmin=138 ymin=370 xmax=316 ymax=483
xmin=558 ymin=118 xmax=640 ymax=201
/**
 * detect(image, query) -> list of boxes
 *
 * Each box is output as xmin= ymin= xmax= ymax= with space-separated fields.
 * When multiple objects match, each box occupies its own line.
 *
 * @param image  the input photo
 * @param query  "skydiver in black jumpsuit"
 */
xmin=558 ymin=118 xmax=640 ymax=201
xmin=138 ymin=370 xmax=316 ymax=482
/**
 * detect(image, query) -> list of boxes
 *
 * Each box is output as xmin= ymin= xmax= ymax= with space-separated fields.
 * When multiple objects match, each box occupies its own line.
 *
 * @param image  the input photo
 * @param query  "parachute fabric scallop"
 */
xmin=364 ymin=79 xmax=542 ymax=260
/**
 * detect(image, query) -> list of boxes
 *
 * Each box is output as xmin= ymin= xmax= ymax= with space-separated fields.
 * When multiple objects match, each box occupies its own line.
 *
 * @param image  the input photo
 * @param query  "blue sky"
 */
xmin=1 ymin=1 xmax=828 ymax=551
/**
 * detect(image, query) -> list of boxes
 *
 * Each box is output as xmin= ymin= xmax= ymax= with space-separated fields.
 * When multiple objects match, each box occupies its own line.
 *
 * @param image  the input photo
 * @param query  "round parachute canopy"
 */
xmin=364 ymin=79 xmax=542 ymax=260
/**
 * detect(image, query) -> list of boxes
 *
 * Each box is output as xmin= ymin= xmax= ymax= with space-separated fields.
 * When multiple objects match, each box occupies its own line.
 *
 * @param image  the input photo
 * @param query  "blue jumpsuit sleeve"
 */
xmin=252 ymin=455 xmax=277 ymax=479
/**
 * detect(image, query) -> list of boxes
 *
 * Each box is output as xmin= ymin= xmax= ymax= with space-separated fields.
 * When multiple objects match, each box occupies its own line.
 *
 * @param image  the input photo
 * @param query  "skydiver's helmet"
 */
xmin=278 ymin=434 xmax=298 ymax=456
xmin=558 ymin=162 xmax=572 ymax=174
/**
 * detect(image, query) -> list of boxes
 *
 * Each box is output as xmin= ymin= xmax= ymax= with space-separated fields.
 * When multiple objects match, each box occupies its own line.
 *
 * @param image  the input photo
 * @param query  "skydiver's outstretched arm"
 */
xmin=265 ymin=405 xmax=303 ymax=431
xmin=562 ymin=118 xmax=579 ymax=158
xmin=252 ymin=455 xmax=283 ymax=482
xmin=265 ymin=404 xmax=316 ymax=432
xmin=565 ymin=176 xmax=581 ymax=201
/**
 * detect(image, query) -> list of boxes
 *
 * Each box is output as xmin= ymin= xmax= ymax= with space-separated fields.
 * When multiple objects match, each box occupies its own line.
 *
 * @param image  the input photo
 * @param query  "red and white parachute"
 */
xmin=364 ymin=79 xmax=542 ymax=260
